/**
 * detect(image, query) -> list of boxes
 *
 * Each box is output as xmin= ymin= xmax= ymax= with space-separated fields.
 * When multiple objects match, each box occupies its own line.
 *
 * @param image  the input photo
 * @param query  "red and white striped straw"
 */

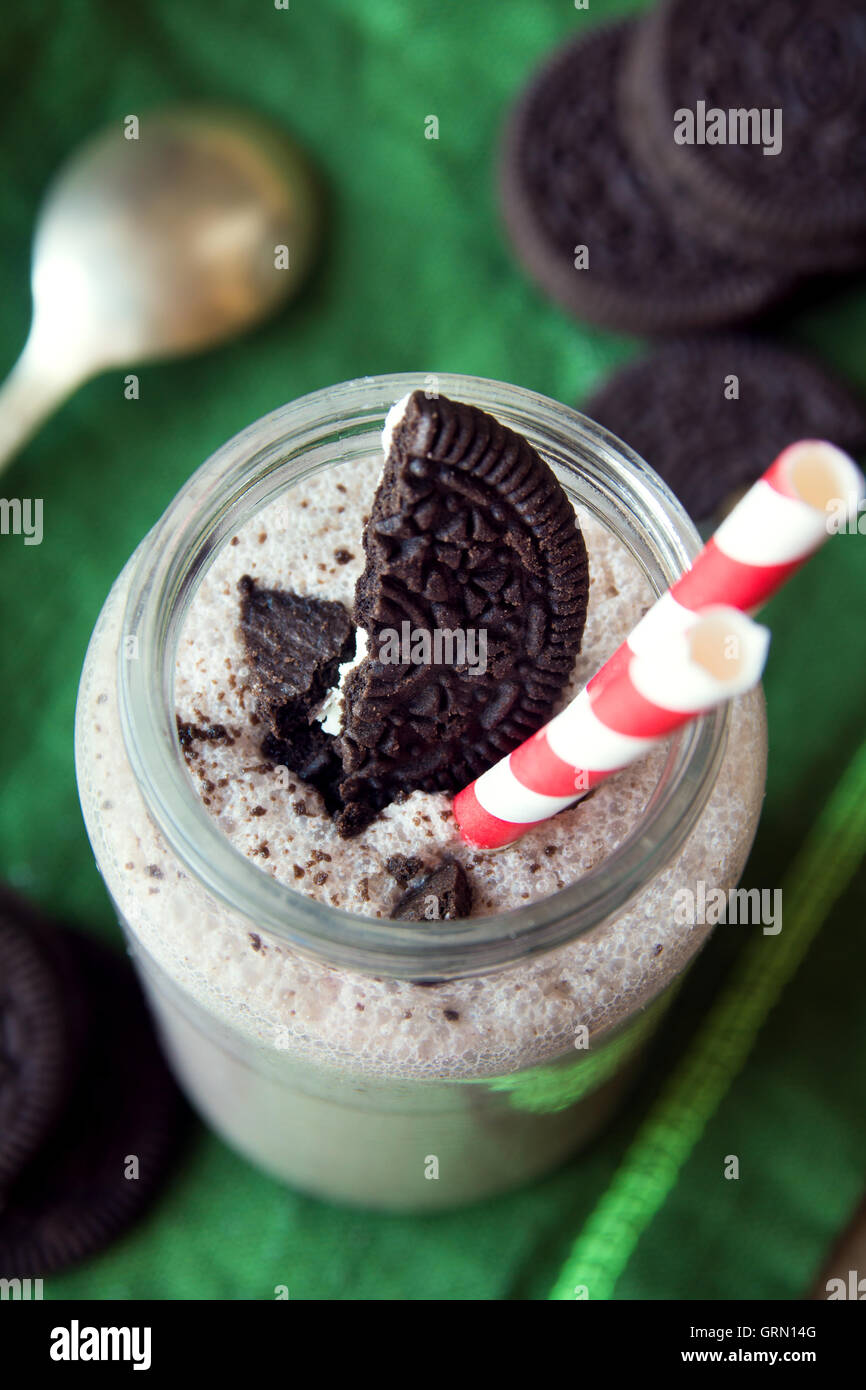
xmin=454 ymin=439 xmax=864 ymax=850
xmin=455 ymin=607 xmax=768 ymax=849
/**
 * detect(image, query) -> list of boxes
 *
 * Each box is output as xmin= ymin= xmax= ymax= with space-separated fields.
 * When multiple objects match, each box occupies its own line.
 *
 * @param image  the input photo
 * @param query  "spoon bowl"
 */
xmin=0 ymin=107 xmax=321 ymax=471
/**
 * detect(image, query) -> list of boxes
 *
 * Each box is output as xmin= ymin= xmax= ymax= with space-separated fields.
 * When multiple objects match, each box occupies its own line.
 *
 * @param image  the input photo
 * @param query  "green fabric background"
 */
xmin=0 ymin=0 xmax=864 ymax=1300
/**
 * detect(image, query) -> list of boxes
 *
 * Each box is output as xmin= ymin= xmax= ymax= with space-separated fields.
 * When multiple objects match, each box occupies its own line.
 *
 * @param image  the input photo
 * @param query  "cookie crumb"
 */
xmin=385 ymin=854 xmax=424 ymax=885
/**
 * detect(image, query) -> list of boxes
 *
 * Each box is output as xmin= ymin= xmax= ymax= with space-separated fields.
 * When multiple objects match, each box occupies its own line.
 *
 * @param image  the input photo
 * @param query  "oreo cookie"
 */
xmin=391 ymin=860 xmax=472 ymax=922
xmin=336 ymin=390 xmax=589 ymax=836
xmin=582 ymin=336 xmax=866 ymax=524
xmin=499 ymin=21 xmax=794 ymax=334
xmin=239 ymin=575 xmax=354 ymax=737
xmin=239 ymin=577 xmax=355 ymax=812
xmin=261 ymin=724 xmax=345 ymax=814
xmin=621 ymin=0 xmax=866 ymax=273
xmin=0 ymin=893 xmax=80 ymax=1192
xmin=0 ymin=931 xmax=188 ymax=1278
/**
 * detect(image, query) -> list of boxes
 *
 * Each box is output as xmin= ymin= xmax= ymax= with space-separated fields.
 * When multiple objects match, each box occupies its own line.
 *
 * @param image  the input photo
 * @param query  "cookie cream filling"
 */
xmin=314 ymin=395 xmax=409 ymax=737
xmin=316 ymin=628 xmax=369 ymax=736
xmin=380 ymin=392 xmax=413 ymax=457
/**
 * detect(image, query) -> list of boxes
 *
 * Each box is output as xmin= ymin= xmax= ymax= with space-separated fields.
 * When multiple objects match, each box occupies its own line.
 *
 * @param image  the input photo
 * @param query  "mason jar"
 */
xmin=75 ymin=373 xmax=767 ymax=1211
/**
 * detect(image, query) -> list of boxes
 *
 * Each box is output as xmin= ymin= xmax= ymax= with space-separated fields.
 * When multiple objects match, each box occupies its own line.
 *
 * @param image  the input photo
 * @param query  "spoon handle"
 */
xmin=0 ymin=334 xmax=85 ymax=477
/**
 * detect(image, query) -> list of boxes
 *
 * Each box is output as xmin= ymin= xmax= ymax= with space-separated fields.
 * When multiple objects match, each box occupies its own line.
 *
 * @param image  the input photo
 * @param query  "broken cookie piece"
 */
xmin=238 ymin=576 xmax=355 ymax=814
xmin=238 ymin=575 xmax=354 ymax=737
xmin=390 ymin=859 xmax=472 ymax=921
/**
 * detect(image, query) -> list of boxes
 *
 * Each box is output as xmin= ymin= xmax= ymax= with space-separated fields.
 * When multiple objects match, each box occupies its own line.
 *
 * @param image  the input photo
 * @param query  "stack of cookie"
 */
xmin=0 ymin=890 xmax=187 ymax=1277
xmin=501 ymin=1 xmax=866 ymax=334
xmin=500 ymin=1 xmax=866 ymax=524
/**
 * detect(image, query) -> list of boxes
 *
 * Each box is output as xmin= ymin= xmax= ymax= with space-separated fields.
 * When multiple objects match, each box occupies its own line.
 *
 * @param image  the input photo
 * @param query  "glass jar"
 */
xmin=75 ymin=373 xmax=767 ymax=1210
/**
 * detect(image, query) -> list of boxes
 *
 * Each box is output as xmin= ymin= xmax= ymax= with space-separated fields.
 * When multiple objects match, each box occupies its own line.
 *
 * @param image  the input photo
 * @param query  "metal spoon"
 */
xmin=0 ymin=107 xmax=320 ymax=474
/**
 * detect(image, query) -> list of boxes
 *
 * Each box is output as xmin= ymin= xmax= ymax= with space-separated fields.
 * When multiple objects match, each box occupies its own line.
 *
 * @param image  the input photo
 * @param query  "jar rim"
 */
xmin=118 ymin=372 xmax=728 ymax=979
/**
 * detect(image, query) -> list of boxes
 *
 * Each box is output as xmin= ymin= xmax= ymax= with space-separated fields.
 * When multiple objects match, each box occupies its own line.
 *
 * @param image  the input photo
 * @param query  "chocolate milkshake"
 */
xmin=75 ymin=375 xmax=766 ymax=1209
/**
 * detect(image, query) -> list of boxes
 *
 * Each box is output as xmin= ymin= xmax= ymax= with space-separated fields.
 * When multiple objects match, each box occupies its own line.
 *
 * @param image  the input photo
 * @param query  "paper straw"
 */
xmin=454 ymin=440 xmax=864 ymax=850
xmin=455 ymin=607 xmax=769 ymax=849
xmin=590 ymin=439 xmax=863 ymax=698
